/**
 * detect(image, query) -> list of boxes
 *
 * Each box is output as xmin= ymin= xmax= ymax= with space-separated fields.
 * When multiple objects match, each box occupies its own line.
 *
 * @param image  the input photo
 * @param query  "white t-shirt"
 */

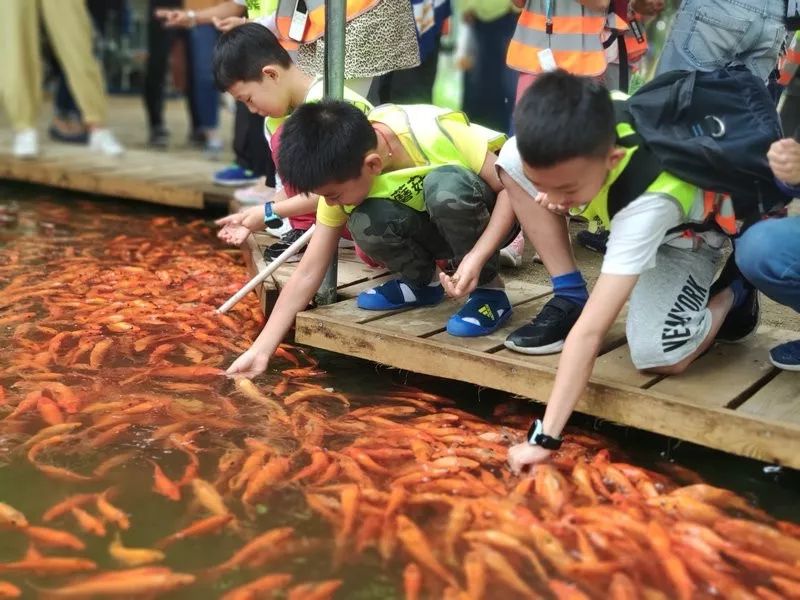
xmin=495 ymin=137 xmax=727 ymax=277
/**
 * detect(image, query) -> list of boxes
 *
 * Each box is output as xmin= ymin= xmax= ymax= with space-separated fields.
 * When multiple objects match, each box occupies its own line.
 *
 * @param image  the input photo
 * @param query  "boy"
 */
xmin=211 ymin=23 xmax=372 ymax=252
xmin=226 ymin=100 xmax=514 ymax=377
xmin=441 ymin=71 xmax=759 ymax=472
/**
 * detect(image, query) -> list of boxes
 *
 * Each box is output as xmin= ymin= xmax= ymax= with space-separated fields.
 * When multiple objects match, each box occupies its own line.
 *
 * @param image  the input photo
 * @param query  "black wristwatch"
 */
xmin=527 ymin=419 xmax=563 ymax=450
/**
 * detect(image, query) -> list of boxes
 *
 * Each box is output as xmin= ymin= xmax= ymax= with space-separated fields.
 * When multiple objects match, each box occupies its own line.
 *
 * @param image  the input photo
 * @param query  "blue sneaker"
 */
xmin=357 ymin=279 xmax=444 ymax=311
xmin=770 ymin=340 xmax=800 ymax=371
xmin=213 ymin=164 xmax=259 ymax=186
xmin=446 ymin=288 xmax=512 ymax=337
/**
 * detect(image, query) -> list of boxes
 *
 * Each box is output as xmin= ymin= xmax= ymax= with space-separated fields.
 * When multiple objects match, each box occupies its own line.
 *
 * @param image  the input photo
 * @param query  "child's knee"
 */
xmin=424 ymin=165 xmax=484 ymax=215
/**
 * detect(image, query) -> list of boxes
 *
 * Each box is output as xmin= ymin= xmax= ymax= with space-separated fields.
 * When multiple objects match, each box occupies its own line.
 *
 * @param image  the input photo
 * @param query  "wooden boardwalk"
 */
xmin=0 ymin=140 xmax=232 ymax=209
xmin=248 ymin=233 xmax=800 ymax=470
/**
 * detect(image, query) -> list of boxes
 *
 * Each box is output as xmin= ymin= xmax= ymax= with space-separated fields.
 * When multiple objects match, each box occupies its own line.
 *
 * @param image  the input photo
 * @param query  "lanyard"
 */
xmin=544 ymin=0 xmax=553 ymax=35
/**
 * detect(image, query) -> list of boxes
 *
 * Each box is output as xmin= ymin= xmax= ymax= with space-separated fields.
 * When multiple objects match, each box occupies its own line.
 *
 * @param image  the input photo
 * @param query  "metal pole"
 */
xmin=315 ymin=0 xmax=347 ymax=306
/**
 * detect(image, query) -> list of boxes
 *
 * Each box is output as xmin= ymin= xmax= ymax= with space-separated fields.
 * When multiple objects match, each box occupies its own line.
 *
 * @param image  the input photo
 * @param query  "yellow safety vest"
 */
xmin=264 ymin=78 xmax=373 ymax=139
xmin=340 ymin=104 xmax=506 ymax=215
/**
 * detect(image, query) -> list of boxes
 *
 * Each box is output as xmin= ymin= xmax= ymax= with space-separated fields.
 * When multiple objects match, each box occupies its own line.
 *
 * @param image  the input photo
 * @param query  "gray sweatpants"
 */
xmin=627 ymin=243 xmax=724 ymax=370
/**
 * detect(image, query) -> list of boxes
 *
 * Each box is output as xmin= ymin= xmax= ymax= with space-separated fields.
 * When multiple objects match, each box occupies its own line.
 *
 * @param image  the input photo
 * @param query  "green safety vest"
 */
xmin=571 ymin=105 xmax=697 ymax=229
xmin=264 ymin=78 xmax=373 ymax=139
xmin=340 ymin=104 xmax=506 ymax=215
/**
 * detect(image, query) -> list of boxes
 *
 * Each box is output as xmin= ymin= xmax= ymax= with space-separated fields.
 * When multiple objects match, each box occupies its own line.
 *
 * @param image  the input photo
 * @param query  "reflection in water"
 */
xmin=0 ymin=196 xmax=799 ymax=599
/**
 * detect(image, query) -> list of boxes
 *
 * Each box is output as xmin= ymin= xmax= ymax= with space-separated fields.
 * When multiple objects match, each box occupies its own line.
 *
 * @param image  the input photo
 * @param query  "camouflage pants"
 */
xmin=348 ymin=165 xmax=500 ymax=287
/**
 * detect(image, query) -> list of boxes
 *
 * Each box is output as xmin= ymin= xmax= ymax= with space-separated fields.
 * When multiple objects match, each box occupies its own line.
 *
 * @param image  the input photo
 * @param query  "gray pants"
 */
xmin=656 ymin=0 xmax=785 ymax=83
xmin=627 ymin=243 xmax=724 ymax=369
xmin=348 ymin=165 xmax=500 ymax=287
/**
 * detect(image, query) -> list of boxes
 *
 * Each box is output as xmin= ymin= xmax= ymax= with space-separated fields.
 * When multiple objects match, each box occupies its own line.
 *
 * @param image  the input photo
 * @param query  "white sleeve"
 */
xmin=601 ymin=194 xmax=684 ymax=276
xmin=495 ymin=137 xmax=539 ymax=199
xmin=233 ymin=0 xmax=246 ymax=4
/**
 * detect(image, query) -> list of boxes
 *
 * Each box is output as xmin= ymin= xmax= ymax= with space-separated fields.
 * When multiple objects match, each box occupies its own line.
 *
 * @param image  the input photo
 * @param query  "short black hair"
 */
xmin=277 ymin=100 xmax=377 ymax=193
xmin=212 ymin=22 xmax=292 ymax=90
xmin=513 ymin=70 xmax=615 ymax=168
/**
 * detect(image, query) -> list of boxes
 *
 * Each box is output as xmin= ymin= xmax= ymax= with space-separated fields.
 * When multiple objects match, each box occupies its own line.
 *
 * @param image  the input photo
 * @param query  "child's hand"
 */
xmin=213 ymin=15 xmax=248 ymax=32
xmin=534 ymin=192 xmax=568 ymax=215
xmin=439 ymin=253 xmax=481 ymax=299
xmin=154 ymin=8 xmax=192 ymax=27
xmin=226 ymin=349 xmax=270 ymax=378
xmin=507 ymin=442 xmax=552 ymax=475
xmin=218 ymin=224 xmax=251 ymax=246
xmin=216 ymin=206 xmax=265 ymax=232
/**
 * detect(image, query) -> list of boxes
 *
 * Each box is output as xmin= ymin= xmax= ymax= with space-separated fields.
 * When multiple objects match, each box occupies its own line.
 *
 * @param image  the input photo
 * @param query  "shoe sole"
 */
xmin=716 ymin=293 xmax=761 ymax=345
xmin=769 ymin=356 xmax=800 ymax=371
xmin=503 ymin=339 xmax=565 ymax=355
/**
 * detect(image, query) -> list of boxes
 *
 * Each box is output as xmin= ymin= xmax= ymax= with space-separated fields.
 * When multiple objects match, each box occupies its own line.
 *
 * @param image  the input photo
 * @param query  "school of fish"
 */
xmin=0 ymin=198 xmax=799 ymax=599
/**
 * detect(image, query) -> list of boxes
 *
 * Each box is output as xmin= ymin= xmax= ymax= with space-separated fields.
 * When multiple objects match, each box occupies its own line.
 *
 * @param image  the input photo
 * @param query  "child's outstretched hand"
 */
xmin=217 ymin=224 xmax=251 ymax=246
xmin=215 ymin=206 xmax=265 ymax=245
xmin=507 ymin=441 xmax=552 ymax=474
xmin=439 ymin=253 xmax=482 ymax=299
xmin=226 ymin=349 xmax=270 ymax=379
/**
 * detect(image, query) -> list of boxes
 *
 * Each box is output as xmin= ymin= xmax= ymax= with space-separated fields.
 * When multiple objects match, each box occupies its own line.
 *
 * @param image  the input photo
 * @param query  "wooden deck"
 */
xmin=248 ymin=233 xmax=800 ymax=470
xmin=0 ymin=143 xmax=233 ymax=209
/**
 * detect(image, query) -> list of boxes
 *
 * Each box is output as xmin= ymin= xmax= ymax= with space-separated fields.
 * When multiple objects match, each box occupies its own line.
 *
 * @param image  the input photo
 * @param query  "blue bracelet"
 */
xmin=263 ymin=202 xmax=283 ymax=228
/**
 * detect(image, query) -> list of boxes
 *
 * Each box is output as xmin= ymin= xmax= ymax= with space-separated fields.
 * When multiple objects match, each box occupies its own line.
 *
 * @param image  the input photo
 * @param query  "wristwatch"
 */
xmin=527 ymin=419 xmax=563 ymax=450
xmin=186 ymin=9 xmax=197 ymax=27
xmin=263 ymin=202 xmax=283 ymax=229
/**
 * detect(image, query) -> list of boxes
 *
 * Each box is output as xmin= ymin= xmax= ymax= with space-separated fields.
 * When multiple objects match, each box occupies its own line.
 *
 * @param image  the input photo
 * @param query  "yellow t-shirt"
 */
xmin=315 ymin=105 xmax=495 ymax=228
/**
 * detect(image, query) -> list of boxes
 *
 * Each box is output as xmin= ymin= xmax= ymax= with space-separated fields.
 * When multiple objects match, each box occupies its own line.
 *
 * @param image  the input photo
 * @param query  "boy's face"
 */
xmin=522 ymin=148 xmax=624 ymax=209
xmin=314 ymin=152 xmax=383 ymax=208
xmin=228 ymin=66 xmax=290 ymax=118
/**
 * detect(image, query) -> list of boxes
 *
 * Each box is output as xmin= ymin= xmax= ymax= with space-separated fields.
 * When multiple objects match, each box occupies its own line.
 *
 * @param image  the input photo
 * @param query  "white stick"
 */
xmin=216 ymin=225 xmax=316 ymax=314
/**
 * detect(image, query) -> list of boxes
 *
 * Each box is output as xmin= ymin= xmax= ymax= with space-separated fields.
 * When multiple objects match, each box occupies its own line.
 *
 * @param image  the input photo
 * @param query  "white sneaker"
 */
xmin=89 ymin=128 xmax=124 ymax=156
xmin=499 ymin=231 xmax=525 ymax=268
xmin=12 ymin=129 xmax=39 ymax=159
xmin=234 ymin=184 xmax=276 ymax=206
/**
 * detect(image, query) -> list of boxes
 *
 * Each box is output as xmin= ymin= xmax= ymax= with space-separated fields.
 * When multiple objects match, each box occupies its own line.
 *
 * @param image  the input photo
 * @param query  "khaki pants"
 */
xmin=2 ymin=0 xmax=108 ymax=130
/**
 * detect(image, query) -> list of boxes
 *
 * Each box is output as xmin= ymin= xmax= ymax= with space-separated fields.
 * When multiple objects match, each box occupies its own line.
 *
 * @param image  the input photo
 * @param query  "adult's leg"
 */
xmin=41 ymin=0 xmax=109 ymax=126
xmin=2 ymin=0 xmax=42 ymax=130
xmin=143 ymin=0 xmax=180 ymax=132
xmin=187 ymin=24 xmax=221 ymax=150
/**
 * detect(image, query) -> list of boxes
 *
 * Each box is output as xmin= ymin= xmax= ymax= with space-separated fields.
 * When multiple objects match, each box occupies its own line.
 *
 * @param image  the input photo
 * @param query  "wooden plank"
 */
xmin=648 ymin=327 xmax=798 ymax=408
xmin=295 ymin=314 xmax=800 ymax=467
xmin=736 ymin=371 xmax=800 ymax=425
xmin=372 ymin=280 xmax=550 ymax=338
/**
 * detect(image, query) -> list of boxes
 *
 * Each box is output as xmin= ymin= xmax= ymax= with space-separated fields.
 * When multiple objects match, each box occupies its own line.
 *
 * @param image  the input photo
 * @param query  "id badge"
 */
xmin=288 ymin=0 xmax=309 ymax=41
xmin=629 ymin=18 xmax=645 ymax=43
xmin=538 ymin=48 xmax=557 ymax=72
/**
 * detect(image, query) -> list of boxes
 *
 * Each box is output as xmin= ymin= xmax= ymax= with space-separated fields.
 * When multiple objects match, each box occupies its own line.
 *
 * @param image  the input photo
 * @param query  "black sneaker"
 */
xmin=576 ymin=228 xmax=609 ymax=254
xmin=504 ymin=296 xmax=583 ymax=355
xmin=264 ymin=228 xmax=308 ymax=263
xmin=710 ymin=254 xmax=760 ymax=343
xmin=148 ymin=127 xmax=170 ymax=149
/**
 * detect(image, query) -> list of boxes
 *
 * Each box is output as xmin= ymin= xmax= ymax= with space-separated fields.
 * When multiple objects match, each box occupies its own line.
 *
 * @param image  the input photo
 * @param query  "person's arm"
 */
xmin=155 ymin=1 xmax=244 ymax=28
xmin=215 ymin=192 xmax=320 ymax=245
xmin=226 ymin=223 xmax=344 ymax=377
xmin=507 ymin=272 xmax=638 ymax=473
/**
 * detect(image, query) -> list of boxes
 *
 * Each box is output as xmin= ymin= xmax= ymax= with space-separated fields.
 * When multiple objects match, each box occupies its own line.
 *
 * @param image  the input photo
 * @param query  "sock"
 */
xmin=729 ymin=278 xmax=748 ymax=309
xmin=552 ymin=270 xmax=589 ymax=306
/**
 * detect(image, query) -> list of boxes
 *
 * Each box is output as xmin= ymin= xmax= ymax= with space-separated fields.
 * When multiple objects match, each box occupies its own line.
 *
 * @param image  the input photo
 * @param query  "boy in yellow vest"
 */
xmin=210 ymin=23 xmax=372 ymax=251
xmin=226 ymin=100 xmax=515 ymax=377
xmin=441 ymin=71 xmax=759 ymax=472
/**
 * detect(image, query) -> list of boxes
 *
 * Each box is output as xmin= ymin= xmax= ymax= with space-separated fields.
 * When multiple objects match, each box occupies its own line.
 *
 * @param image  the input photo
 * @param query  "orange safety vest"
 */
xmin=779 ymin=32 xmax=800 ymax=85
xmin=605 ymin=10 xmax=647 ymax=63
xmin=507 ymin=1 xmax=607 ymax=76
xmin=275 ymin=0 xmax=379 ymax=45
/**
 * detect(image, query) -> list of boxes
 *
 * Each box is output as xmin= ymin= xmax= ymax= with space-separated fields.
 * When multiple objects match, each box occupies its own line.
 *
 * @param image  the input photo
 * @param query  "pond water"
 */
xmin=0 ymin=186 xmax=798 ymax=599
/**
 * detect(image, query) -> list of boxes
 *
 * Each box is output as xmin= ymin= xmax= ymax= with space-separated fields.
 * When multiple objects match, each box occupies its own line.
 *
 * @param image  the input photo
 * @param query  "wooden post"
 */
xmin=315 ymin=0 xmax=347 ymax=306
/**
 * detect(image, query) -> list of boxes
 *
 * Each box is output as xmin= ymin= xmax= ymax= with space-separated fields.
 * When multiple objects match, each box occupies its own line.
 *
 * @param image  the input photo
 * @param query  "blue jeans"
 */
xmin=735 ymin=217 xmax=800 ymax=312
xmin=186 ymin=24 xmax=219 ymax=130
xmin=656 ymin=0 xmax=785 ymax=83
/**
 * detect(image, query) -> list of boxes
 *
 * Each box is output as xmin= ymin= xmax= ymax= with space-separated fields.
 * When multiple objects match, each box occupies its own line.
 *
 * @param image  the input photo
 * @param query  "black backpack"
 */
xmin=611 ymin=66 xmax=791 ymax=232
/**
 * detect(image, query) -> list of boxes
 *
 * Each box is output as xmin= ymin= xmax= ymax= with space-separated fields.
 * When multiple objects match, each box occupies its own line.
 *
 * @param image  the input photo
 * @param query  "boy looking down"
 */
xmin=226 ymin=100 xmax=516 ymax=377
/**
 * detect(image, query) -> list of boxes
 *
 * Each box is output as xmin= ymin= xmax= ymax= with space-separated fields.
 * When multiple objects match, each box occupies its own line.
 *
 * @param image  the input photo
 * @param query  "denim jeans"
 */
xmin=656 ymin=0 xmax=785 ymax=82
xmin=735 ymin=217 xmax=800 ymax=312
xmin=186 ymin=24 xmax=220 ymax=131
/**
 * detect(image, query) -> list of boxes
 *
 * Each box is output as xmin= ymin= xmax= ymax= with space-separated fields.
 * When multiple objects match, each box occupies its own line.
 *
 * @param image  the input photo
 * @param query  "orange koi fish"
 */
xmin=0 ymin=580 xmax=20 ymax=598
xmin=0 ymin=557 xmax=97 ymax=575
xmin=109 ymin=533 xmax=165 ymax=567
xmin=148 ymin=461 xmax=181 ymax=502
xmin=0 ymin=502 xmax=27 ymax=528
xmin=96 ymin=490 xmax=130 ymax=530
xmin=155 ymin=514 xmax=233 ymax=549
xmin=70 ymin=507 xmax=106 ymax=537
xmin=33 ymin=567 xmax=195 ymax=597
xmin=221 ymin=573 xmax=293 ymax=600
xmin=23 ymin=526 xmax=85 ymax=551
